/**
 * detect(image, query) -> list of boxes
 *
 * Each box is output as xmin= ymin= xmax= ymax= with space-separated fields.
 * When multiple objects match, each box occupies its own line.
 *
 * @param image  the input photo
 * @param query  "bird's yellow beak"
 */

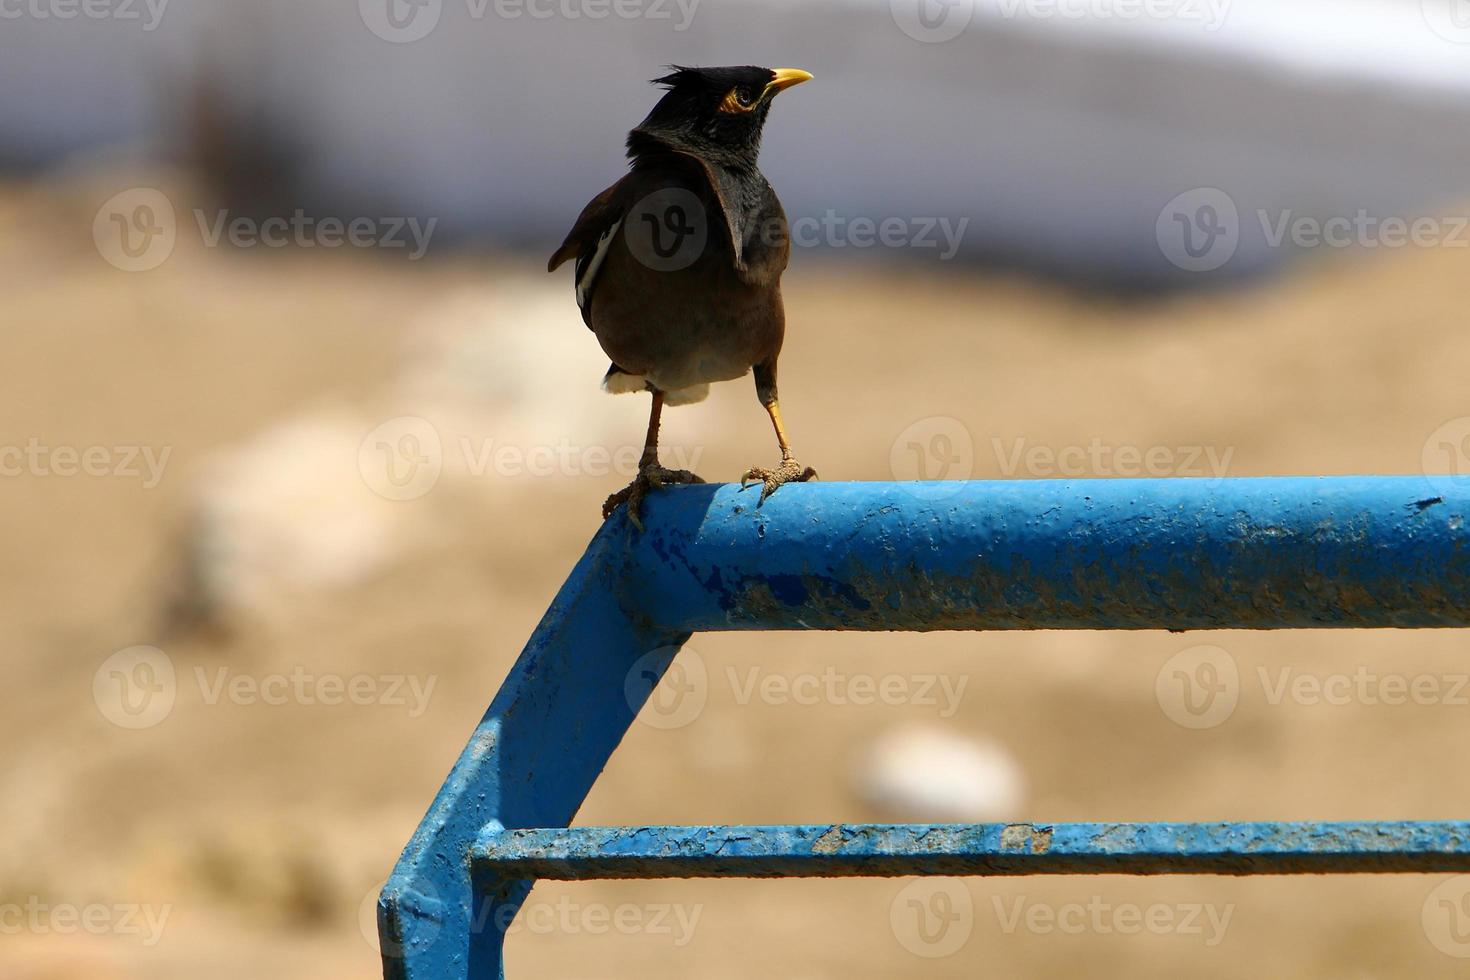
xmin=765 ymin=68 xmax=814 ymax=96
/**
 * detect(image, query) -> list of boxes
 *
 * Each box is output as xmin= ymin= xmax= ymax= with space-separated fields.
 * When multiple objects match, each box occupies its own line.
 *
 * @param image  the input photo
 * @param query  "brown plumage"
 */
xmin=548 ymin=65 xmax=817 ymax=527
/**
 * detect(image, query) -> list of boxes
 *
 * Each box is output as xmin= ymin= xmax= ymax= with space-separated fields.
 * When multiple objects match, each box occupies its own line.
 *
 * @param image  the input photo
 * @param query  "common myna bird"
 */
xmin=548 ymin=65 xmax=817 ymax=528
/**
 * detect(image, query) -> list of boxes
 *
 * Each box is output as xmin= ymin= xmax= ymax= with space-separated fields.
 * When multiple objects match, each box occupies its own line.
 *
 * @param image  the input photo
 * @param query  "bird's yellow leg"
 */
xmin=603 ymin=390 xmax=705 ymax=529
xmin=741 ymin=397 xmax=818 ymax=505
xmin=768 ymin=399 xmax=795 ymax=460
xmin=638 ymin=389 xmax=665 ymax=470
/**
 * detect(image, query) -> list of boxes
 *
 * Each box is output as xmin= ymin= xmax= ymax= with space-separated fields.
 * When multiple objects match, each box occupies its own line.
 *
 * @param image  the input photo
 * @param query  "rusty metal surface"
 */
xmin=614 ymin=477 xmax=1470 ymax=632
xmin=475 ymin=822 xmax=1470 ymax=878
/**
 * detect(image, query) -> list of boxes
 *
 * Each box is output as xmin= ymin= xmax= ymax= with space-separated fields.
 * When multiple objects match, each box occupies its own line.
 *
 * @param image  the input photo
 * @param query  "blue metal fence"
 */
xmin=379 ymin=476 xmax=1470 ymax=979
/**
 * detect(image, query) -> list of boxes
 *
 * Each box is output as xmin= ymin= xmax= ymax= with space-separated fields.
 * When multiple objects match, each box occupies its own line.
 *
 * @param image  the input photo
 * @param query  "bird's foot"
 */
xmin=603 ymin=463 xmax=706 ymax=530
xmin=739 ymin=456 xmax=817 ymax=506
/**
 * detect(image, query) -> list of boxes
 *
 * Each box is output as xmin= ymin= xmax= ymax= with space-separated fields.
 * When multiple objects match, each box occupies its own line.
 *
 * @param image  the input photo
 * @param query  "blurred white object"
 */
xmin=168 ymin=409 xmax=425 ymax=630
xmin=11 ymin=0 xmax=1470 ymax=287
xmin=163 ymin=281 xmax=676 ymax=631
xmin=389 ymin=281 xmax=716 ymax=485
xmin=857 ymin=724 xmax=1026 ymax=822
xmin=392 ymin=281 xmax=618 ymax=445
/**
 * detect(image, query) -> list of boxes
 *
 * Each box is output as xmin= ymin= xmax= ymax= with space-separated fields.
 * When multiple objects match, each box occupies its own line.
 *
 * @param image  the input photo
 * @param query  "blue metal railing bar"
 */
xmin=475 ymin=822 xmax=1470 ymax=878
xmin=381 ymin=476 xmax=1470 ymax=980
xmin=616 ymin=477 xmax=1470 ymax=631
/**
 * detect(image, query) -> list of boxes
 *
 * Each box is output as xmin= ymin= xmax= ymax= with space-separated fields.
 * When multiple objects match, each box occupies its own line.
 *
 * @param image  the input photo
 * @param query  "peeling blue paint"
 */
xmin=764 ymin=572 xmax=810 ymax=606
xmin=476 ymin=822 xmax=1470 ymax=877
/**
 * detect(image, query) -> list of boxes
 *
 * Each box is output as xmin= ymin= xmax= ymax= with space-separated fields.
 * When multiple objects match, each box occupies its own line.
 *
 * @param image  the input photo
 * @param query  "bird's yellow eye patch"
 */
xmin=718 ymin=87 xmax=757 ymax=115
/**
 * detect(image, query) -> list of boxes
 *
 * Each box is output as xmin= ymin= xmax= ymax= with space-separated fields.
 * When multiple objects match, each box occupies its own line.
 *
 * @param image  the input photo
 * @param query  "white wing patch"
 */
xmin=575 ymin=217 xmax=622 ymax=313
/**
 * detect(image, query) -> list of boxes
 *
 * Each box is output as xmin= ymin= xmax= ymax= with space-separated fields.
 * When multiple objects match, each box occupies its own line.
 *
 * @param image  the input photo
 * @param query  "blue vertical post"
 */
xmin=377 ymin=525 xmax=689 ymax=979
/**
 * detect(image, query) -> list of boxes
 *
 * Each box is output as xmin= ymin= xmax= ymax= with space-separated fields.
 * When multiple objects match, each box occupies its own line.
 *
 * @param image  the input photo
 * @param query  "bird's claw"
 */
xmin=739 ymin=457 xmax=817 ymax=506
xmin=603 ymin=464 xmax=706 ymax=530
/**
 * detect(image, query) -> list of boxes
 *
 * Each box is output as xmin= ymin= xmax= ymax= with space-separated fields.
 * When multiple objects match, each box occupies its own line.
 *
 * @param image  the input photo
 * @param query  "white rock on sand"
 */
xmin=856 ymin=724 xmax=1026 ymax=823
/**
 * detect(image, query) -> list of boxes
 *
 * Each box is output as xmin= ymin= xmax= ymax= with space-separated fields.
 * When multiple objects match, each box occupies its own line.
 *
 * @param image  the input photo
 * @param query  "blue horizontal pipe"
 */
xmin=612 ymin=477 xmax=1470 ymax=631
xmin=476 ymin=822 xmax=1470 ymax=877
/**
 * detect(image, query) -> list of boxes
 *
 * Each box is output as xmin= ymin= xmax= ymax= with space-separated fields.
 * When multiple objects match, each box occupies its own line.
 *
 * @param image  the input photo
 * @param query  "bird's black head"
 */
xmin=628 ymin=65 xmax=812 ymax=171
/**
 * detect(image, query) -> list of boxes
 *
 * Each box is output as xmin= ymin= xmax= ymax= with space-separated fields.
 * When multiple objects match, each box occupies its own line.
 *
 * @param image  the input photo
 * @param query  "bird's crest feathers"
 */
xmin=651 ymin=65 xmax=697 ymax=88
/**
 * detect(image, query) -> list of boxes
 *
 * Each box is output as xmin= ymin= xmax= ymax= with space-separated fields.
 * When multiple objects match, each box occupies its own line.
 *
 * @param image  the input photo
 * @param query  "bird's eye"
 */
xmin=718 ymin=86 xmax=758 ymax=115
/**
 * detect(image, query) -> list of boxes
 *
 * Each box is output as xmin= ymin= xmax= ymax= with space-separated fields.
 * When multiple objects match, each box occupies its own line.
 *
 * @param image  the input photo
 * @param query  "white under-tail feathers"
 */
xmin=601 ymin=371 xmax=709 ymax=406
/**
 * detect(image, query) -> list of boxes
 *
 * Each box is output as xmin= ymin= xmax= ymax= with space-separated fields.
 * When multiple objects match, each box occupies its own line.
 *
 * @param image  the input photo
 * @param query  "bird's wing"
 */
xmin=736 ymin=182 xmax=791 ymax=287
xmin=548 ymin=178 xmax=628 ymax=327
xmin=674 ymin=154 xmax=789 ymax=287
xmin=677 ymin=153 xmax=747 ymax=274
xmin=549 ymin=161 xmax=787 ymax=316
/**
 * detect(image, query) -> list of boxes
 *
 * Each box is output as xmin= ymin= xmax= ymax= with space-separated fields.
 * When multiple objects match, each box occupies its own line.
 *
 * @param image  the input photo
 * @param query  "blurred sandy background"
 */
xmin=7 ymin=1 xmax=1470 ymax=978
